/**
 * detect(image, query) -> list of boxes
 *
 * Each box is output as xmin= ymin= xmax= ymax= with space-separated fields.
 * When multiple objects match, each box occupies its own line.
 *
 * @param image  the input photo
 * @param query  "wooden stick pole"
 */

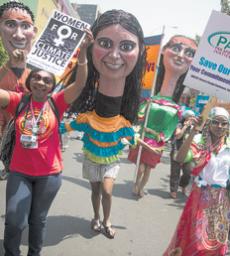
xmin=133 ymin=27 xmax=165 ymax=182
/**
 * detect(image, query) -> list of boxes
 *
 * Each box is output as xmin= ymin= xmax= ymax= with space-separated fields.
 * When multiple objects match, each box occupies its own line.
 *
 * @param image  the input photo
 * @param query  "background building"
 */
xmin=71 ymin=3 xmax=101 ymax=26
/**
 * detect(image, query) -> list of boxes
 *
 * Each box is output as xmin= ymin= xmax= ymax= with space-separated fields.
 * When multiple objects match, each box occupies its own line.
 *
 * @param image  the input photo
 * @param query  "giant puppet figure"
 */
xmin=128 ymin=35 xmax=198 ymax=197
xmin=60 ymin=9 xmax=146 ymax=238
xmin=0 ymin=1 xmax=37 ymax=178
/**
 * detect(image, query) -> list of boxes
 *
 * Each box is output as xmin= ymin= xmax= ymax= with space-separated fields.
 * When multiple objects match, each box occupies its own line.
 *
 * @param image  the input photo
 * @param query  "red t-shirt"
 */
xmin=6 ymin=91 xmax=69 ymax=176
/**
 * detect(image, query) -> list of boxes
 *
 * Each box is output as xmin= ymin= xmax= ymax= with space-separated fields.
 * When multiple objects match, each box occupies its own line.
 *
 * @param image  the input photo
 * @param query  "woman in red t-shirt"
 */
xmin=0 ymin=26 xmax=92 ymax=256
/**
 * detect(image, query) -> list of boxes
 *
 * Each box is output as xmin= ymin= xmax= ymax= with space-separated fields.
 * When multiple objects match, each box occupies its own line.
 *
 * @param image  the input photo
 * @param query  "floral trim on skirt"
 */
xmin=164 ymin=184 xmax=230 ymax=256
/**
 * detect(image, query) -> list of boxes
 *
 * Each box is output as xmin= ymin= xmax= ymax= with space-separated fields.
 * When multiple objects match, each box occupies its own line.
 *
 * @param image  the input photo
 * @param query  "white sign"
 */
xmin=27 ymin=10 xmax=90 ymax=75
xmin=184 ymin=11 xmax=230 ymax=102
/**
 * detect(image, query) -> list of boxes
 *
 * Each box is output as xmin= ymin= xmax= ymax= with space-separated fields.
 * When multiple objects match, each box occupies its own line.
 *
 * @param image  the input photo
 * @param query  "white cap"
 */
xmin=182 ymin=109 xmax=195 ymax=119
xmin=209 ymin=107 xmax=229 ymax=121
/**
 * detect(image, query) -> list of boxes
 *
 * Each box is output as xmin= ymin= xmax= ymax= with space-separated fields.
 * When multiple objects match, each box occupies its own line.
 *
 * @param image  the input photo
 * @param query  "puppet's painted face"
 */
xmin=163 ymin=36 xmax=197 ymax=76
xmin=0 ymin=8 xmax=36 ymax=58
xmin=92 ymin=24 xmax=139 ymax=82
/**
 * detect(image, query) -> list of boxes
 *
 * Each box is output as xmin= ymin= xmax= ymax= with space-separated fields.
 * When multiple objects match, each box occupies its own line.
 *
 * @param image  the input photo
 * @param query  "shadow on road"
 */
xmin=62 ymin=175 xmax=90 ymax=190
xmin=147 ymin=188 xmax=186 ymax=209
xmin=0 ymin=239 xmax=3 ymax=255
xmin=62 ymin=175 xmax=138 ymax=201
xmin=113 ymin=180 xmax=139 ymax=201
xmin=21 ymin=216 xmax=99 ymax=247
xmin=20 ymin=215 xmax=127 ymax=247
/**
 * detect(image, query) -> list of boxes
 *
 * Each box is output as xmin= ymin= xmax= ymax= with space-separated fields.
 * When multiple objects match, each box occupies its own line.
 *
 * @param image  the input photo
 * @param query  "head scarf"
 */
xmin=209 ymin=107 xmax=229 ymax=122
xmin=182 ymin=109 xmax=195 ymax=119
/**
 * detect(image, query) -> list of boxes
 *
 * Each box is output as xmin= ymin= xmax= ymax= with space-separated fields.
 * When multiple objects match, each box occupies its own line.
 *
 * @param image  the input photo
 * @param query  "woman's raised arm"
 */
xmin=64 ymin=29 xmax=94 ymax=104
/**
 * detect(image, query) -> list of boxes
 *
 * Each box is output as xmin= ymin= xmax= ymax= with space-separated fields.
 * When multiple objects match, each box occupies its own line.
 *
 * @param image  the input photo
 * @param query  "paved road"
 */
xmin=0 ymin=134 xmax=187 ymax=256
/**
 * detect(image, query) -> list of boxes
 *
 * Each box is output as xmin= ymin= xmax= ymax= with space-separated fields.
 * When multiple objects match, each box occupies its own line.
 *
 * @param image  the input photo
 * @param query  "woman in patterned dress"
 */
xmin=164 ymin=107 xmax=230 ymax=256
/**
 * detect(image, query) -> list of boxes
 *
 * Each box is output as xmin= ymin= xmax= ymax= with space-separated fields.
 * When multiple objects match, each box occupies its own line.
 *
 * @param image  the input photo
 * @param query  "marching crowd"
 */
xmin=0 ymin=2 xmax=229 ymax=256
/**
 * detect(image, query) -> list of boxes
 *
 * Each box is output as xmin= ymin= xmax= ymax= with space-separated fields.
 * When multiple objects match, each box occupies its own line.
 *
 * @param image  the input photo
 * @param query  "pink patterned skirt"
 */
xmin=163 ymin=184 xmax=230 ymax=256
xmin=128 ymin=137 xmax=163 ymax=168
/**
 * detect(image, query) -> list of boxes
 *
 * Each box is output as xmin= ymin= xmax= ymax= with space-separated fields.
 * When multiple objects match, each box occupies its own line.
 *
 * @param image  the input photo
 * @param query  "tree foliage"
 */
xmin=221 ymin=0 xmax=230 ymax=15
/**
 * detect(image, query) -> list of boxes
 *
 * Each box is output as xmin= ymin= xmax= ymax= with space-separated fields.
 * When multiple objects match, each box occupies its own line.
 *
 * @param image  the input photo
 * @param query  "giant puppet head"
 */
xmin=0 ymin=1 xmax=37 ymax=62
xmin=162 ymin=35 xmax=197 ymax=76
xmin=155 ymin=35 xmax=198 ymax=102
xmin=69 ymin=9 xmax=146 ymax=124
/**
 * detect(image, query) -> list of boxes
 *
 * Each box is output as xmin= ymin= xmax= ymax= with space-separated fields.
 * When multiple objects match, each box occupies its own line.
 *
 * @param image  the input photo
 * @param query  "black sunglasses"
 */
xmin=31 ymin=73 xmax=53 ymax=85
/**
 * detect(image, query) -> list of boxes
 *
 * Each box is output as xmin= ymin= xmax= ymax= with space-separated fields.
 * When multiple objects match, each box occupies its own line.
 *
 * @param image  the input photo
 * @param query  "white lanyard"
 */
xmin=30 ymin=100 xmax=47 ymax=134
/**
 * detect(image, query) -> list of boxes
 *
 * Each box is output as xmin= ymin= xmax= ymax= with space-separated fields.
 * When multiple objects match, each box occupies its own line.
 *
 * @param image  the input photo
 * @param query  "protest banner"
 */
xmin=141 ymin=35 xmax=162 ymax=98
xmin=184 ymin=10 xmax=230 ymax=102
xmin=27 ymin=10 xmax=90 ymax=75
xmin=195 ymin=94 xmax=210 ymax=113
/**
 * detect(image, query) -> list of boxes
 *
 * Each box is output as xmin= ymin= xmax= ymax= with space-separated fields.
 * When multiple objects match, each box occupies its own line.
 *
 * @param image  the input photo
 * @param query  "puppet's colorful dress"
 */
xmin=164 ymin=135 xmax=230 ymax=256
xmin=61 ymin=92 xmax=136 ymax=164
xmin=128 ymin=95 xmax=182 ymax=168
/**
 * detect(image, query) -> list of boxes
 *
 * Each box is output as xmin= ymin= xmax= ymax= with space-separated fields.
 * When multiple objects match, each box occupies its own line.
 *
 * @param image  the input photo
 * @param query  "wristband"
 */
xmin=78 ymin=60 xmax=88 ymax=66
